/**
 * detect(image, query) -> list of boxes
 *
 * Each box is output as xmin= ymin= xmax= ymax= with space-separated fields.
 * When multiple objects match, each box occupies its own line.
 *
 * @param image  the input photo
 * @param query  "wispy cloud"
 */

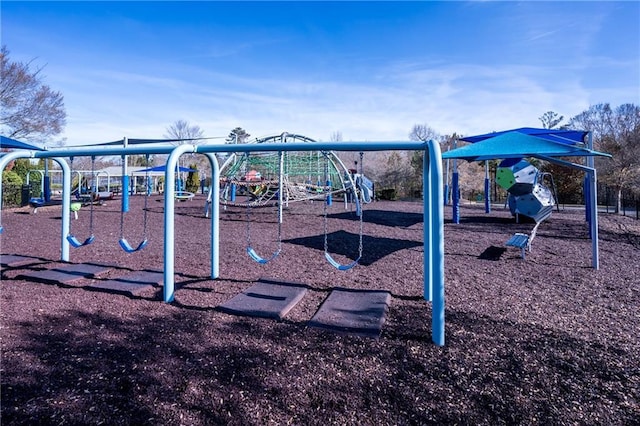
xmin=54 ymin=57 xmax=600 ymax=145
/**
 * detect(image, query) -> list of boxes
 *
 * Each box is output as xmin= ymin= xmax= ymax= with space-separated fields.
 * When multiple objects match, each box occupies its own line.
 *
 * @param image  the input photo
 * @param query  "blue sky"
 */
xmin=2 ymin=1 xmax=639 ymax=146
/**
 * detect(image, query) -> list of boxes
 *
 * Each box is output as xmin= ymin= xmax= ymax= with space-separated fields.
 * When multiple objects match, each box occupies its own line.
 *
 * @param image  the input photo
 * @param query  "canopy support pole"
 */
xmin=534 ymin=154 xmax=599 ymax=269
xmin=484 ymin=160 xmax=491 ymax=213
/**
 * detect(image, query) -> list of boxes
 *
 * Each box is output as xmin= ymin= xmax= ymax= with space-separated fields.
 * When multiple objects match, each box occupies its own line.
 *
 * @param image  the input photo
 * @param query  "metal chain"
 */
xmin=119 ymin=155 xmax=126 ymax=238
xmin=245 ymin=151 xmax=283 ymax=257
xmin=357 ymin=152 xmax=364 ymax=259
xmin=142 ymin=154 xmax=149 ymax=239
xmin=246 ymin=202 xmax=252 ymax=247
xmin=89 ymin=156 xmax=95 ymax=235
xmin=323 ymin=151 xmax=330 ymax=255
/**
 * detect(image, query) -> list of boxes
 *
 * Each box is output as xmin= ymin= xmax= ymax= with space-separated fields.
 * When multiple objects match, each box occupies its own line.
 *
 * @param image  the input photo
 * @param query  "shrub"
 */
xmin=2 ymin=171 xmax=24 ymax=207
xmin=376 ymin=188 xmax=397 ymax=200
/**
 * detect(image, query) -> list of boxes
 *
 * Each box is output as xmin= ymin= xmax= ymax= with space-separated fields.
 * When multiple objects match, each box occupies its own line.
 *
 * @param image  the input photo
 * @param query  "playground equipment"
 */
xmin=220 ymin=133 xmax=369 ymax=208
xmin=496 ymin=158 xmax=557 ymax=258
xmin=0 ymin=136 xmax=445 ymax=346
xmin=497 ymin=158 xmax=557 ymax=221
xmin=119 ymin=154 xmax=150 ymax=253
xmin=66 ymin=156 xmax=96 ymax=248
xmin=442 ymin=129 xmax=610 ymax=268
xmin=245 ymin=151 xmax=284 ymax=264
xmin=174 ymin=191 xmax=195 ymax=201
xmin=324 ymin=152 xmax=365 ymax=270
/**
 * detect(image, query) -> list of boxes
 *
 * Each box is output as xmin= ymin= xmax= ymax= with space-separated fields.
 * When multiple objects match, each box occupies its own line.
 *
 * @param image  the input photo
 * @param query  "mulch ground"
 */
xmin=1 ymin=195 xmax=639 ymax=425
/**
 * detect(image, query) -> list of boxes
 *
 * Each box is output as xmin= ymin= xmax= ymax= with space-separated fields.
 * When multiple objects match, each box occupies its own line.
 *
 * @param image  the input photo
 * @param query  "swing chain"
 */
xmin=357 ymin=151 xmax=364 ymax=259
xmin=323 ymin=151 xmax=330 ymax=255
xmin=88 ymin=156 xmax=95 ymax=232
xmin=142 ymin=154 xmax=150 ymax=238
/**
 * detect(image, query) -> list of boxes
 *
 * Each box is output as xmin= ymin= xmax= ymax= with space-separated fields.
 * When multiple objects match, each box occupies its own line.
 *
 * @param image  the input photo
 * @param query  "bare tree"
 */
xmin=378 ymin=151 xmax=413 ymax=198
xmin=409 ymin=123 xmax=439 ymax=142
xmin=539 ymin=111 xmax=565 ymax=129
xmin=164 ymin=120 xmax=205 ymax=182
xmin=407 ymin=123 xmax=441 ymax=194
xmin=569 ymin=103 xmax=640 ymax=213
xmin=0 ymin=46 xmax=66 ymax=143
xmin=164 ymin=119 xmax=204 ymax=143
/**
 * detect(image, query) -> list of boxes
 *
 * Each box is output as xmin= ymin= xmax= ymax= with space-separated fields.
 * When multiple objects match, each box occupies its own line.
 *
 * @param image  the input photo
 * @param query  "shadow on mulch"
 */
xmin=1 ymin=303 xmax=636 ymax=425
xmin=284 ymin=230 xmax=422 ymax=266
xmin=478 ymin=246 xmax=507 ymax=261
xmin=456 ymin=215 xmax=519 ymax=225
xmin=327 ymin=209 xmax=423 ymax=228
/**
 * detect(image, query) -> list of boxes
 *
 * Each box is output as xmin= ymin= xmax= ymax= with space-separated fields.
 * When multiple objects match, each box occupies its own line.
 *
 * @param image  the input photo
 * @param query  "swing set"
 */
xmin=245 ymin=151 xmax=284 ymax=264
xmin=64 ymin=154 xmax=151 ymax=252
xmin=66 ymin=156 xmax=96 ymax=248
xmin=0 ymin=137 xmax=445 ymax=346
xmin=244 ymin=151 xmax=366 ymax=271
xmin=119 ymin=154 xmax=150 ymax=253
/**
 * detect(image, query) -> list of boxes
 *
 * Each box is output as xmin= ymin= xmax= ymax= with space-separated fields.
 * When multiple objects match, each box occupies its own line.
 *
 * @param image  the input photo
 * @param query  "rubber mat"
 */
xmin=308 ymin=288 xmax=391 ymax=338
xmin=89 ymin=271 xmax=163 ymax=296
xmin=16 ymin=263 xmax=110 ymax=285
xmin=0 ymin=254 xmax=43 ymax=268
xmin=218 ymin=279 xmax=308 ymax=320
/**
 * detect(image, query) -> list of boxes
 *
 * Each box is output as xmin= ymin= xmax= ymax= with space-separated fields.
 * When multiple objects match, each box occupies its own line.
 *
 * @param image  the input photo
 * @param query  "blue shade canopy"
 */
xmin=0 ymin=136 xmax=44 ymax=150
xmin=138 ymin=165 xmax=196 ymax=173
xmin=442 ymin=132 xmax=610 ymax=161
xmin=460 ymin=127 xmax=588 ymax=146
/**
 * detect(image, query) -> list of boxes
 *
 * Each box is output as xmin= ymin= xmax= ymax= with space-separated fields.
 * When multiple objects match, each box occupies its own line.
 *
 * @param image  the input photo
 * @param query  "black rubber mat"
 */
xmin=218 ymin=279 xmax=308 ymax=320
xmin=308 ymin=288 xmax=391 ymax=338
xmin=90 ymin=271 xmax=163 ymax=296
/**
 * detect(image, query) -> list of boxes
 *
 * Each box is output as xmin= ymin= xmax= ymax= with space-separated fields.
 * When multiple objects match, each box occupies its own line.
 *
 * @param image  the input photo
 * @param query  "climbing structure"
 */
xmin=220 ymin=133 xmax=359 ymax=206
xmin=497 ymin=158 xmax=556 ymax=221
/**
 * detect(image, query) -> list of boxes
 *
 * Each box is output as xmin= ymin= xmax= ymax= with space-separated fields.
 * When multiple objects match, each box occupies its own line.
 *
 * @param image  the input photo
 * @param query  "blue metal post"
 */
xmin=206 ymin=153 xmax=220 ymax=279
xmin=484 ymin=161 xmax=491 ymax=214
xmin=444 ymin=143 xmax=451 ymax=206
xmin=428 ymin=141 xmax=445 ymax=346
xmin=451 ymin=137 xmax=460 ymax=224
xmin=584 ymin=176 xmax=591 ymax=230
xmin=57 ymin=157 xmax=71 ymax=261
xmin=589 ymin=169 xmax=599 ymax=269
xmin=122 ymin=175 xmax=130 ymax=212
xmin=423 ymin=149 xmax=433 ymax=302
xmin=44 ymin=159 xmax=51 ymax=202
xmin=452 ymin=171 xmax=460 ymax=224
xmin=163 ymin=144 xmax=198 ymax=303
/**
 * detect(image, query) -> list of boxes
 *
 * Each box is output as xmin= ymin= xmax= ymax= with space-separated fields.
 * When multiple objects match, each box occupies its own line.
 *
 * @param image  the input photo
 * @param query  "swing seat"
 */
xmin=119 ymin=238 xmax=148 ymax=253
xmin=175 ymin=191 xmax=195 ymax=201
xmin=247 ymin=247 xmax=280 ymax=264
xmin=67 ymin=234 xmax=95 ymax=248
xmin=325 ymin=252 xmax=359 ymax=271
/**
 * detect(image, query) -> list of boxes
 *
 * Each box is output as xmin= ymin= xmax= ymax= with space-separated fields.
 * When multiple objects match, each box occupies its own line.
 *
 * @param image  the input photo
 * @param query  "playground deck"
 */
xmin=1 ymin=196 xmax=639 ymax=424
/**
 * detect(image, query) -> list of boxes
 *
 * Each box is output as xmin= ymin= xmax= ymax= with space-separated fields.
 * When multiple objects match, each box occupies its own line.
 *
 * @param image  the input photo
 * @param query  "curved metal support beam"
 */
xmin=163 ymin=144 xmax=198 ymax=302
xmin=0 ymin=152 xmax=71 ymax=260
xmin=204 ymin=152 xmax=220 ymax=280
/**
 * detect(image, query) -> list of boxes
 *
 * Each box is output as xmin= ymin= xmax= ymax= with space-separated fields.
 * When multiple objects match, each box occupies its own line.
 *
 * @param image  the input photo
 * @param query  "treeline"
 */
xmin=360 ymin=106 xmax=639 ymax=212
